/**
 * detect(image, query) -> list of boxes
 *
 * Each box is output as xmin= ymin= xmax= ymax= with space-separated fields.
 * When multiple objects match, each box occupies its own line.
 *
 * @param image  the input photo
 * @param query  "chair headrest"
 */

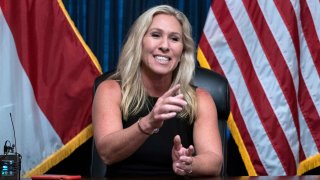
xmin=192 ymin=67 xmax=230 ymax=120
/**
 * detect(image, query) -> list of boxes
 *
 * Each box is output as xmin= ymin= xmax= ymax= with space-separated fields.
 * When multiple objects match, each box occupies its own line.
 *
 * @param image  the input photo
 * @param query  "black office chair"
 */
xmin=192 ymin=67 xmax=230 ymax=176
xmin=90 ymin=67 xmax=230 ymax=177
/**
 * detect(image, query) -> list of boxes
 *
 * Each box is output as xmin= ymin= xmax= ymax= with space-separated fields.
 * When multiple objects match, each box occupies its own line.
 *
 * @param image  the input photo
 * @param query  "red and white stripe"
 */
xmin=0 ymin=0 xmax=101 ymax=177
xmin=0 ymin=7 xmax=64 ymax=176
xmin=198 ymin=0 xmax=320 ymax=175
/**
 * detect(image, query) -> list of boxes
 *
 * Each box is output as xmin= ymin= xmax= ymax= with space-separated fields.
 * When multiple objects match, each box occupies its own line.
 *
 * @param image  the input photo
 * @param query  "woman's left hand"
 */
xmin=172 ymin=135 xmax=194 ymax=176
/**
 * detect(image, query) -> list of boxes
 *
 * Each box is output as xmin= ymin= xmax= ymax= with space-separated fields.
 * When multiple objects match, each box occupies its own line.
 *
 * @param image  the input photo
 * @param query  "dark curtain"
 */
xmin=62 ymin=0 xmax=212 ymax=72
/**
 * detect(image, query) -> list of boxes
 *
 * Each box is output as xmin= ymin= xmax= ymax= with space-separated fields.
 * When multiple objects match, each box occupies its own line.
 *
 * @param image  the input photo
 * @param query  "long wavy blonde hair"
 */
xmin=110 ymin=5 xmax=197 ymax=123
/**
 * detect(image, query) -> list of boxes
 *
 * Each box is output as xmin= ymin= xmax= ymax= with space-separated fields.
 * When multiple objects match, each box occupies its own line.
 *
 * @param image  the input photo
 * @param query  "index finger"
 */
xmin=186 ymin=145 xmax=194 ymax=156
xmin=162 ymin=84 xmax=181 ymax=98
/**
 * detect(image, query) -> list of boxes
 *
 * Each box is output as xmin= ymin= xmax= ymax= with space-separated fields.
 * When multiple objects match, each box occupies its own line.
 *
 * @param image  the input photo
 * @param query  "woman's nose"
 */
xmin=159 ymin=38 xmax=169 ymax=52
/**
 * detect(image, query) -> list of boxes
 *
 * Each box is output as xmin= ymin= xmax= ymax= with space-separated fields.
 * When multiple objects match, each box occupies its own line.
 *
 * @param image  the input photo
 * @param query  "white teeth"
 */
xmin=155 ymin=56 xmax=169 ymax=63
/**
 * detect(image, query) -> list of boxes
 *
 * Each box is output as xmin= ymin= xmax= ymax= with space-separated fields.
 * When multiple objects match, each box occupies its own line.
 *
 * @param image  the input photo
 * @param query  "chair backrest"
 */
xmin=90 ymin=67 xmax=230 ymax=177
xmin=192 ymin=67 xmax=229 ymax=176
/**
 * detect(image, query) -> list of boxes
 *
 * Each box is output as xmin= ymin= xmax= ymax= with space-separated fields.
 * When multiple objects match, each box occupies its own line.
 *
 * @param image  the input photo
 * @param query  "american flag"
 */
xmin=197 ymin=0 xmax=320 ymax=175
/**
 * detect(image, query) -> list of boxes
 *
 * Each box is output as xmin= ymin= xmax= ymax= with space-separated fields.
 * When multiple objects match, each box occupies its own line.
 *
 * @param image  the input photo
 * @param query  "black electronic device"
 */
xmin=0 ymin=113 xmax=22 ymax=179
xmin=0 ymin=154 xmax=21 ymax=178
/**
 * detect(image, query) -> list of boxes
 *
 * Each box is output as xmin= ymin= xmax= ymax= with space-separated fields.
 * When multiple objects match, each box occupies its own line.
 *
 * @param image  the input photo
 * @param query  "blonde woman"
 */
xmin=92 ymin=5 xmax=222 ymax=177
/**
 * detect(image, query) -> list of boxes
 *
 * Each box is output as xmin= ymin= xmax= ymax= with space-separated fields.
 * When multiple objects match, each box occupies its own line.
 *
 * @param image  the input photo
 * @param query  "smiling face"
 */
xmin=141 ymin=14 xmax=184 ymax=77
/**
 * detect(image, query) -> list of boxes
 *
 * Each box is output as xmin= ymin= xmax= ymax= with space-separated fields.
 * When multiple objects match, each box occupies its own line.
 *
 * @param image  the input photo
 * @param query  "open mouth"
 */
xmin=154 ymin=55 xmax=171 ymax=64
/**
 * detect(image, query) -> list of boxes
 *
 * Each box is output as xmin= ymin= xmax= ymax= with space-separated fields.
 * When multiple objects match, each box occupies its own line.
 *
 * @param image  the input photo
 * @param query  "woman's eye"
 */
xmin=171 ymin=36 xmax=180 ymax=42
xmin=151 ymin=32 xmax=160 ymax=38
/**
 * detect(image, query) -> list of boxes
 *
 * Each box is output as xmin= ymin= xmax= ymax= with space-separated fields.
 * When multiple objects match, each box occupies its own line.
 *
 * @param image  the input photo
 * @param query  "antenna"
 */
xmin=1 ymin=113 xmax=21 ymax=178
xmin=9 ymin=113 xmax=17 ymax=153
